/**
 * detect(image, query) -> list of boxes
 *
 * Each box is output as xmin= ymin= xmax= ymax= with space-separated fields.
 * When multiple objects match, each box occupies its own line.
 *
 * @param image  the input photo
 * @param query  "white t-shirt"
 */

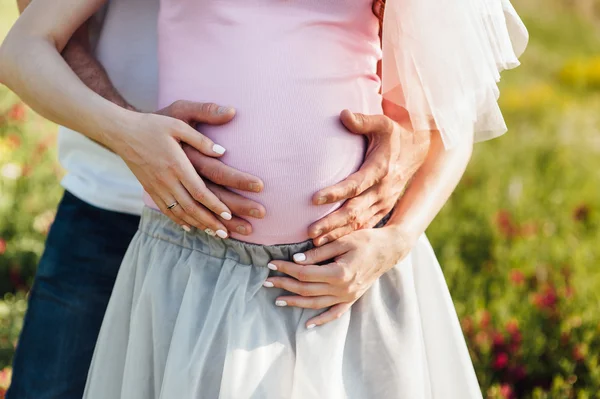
xmin=58 ymin=0 xmax=159 ymax=215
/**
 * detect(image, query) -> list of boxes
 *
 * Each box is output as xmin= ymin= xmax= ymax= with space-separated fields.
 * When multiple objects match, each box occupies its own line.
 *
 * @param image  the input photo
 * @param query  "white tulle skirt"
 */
xmin=83 ymin=208 xmax=482 ymax=398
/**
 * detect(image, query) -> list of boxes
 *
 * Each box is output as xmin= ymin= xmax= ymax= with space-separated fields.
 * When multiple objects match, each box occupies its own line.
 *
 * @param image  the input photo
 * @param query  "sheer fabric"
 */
xmin=381 ymin=0 xmax=528 ymax=148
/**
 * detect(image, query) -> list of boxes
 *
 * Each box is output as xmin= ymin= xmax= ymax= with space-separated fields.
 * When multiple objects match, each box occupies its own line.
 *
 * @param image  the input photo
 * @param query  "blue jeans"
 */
xmin=7 ymin=191 xmax=139 ymax=399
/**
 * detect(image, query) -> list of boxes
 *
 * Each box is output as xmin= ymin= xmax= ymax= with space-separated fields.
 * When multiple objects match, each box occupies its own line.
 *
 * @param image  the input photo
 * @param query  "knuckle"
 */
xmin=382 ymin=116 xmax=395 ymax=134
xmin=190 ymin=187 xmax=206 ymax=203
xmin=297 ymin=269 xmax=309 ymax=282
xmin=347 ymin=182 xmax=361 ymax=197
xmin=200 ymin=102 xmax=218 ymax=116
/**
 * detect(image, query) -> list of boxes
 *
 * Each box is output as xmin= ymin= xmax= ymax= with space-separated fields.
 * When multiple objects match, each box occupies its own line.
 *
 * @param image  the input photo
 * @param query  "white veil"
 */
xmin=381 ymin=0 xmax=529 ymax=148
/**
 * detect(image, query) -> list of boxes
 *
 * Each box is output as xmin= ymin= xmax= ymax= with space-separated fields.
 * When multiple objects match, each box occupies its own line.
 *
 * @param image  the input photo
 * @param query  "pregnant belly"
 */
xmin=159 ymin=76 xmax=382 ymax=245
xmin=204 ymin=105 xmax=367 ymax=244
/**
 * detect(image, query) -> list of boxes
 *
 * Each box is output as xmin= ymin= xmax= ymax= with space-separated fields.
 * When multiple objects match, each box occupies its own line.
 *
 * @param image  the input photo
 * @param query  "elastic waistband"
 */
xmin=138 ymin=207 xmax=314 ymax=266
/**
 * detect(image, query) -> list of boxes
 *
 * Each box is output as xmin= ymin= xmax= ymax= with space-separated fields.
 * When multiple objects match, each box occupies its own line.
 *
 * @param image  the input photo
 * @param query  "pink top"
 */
xmin=148 ymin=0 xmax=383 ymax=244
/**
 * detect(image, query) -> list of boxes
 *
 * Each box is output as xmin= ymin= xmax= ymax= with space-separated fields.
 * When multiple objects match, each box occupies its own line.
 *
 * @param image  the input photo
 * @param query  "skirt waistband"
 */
xmin=138 ymin=207 xmax=314 ymax=266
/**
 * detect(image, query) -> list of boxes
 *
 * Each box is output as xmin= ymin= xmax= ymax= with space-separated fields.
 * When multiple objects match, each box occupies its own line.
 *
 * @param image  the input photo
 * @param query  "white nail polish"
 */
xmin=204 ymin=228 xmax=216 ymax=236
xmin=182 ymin=225 xmax=191 ymax=232
xmin=307 ymin=324 xmax=316 ymax=329
xmin=220 ymin=212 xmax=232 ymax=220
xmin=293 ymin=253 xmax=306 ymax=262
xmin=263 ymin=281 xmax=274 ymax=288
xmin=267 ymin=263 xmax=278 ymax=271
xmin=212 ymin=144 xmax=226 ymax=155
xmin=275 ymin=300 xmax=287 ymax=307
xmin=216 ymin=229 xmax=228 ymax=238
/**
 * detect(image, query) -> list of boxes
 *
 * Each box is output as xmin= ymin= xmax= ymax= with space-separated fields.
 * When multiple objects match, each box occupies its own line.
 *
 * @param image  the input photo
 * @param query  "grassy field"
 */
xmin=1 ymin=1 xmax=600 ymax=397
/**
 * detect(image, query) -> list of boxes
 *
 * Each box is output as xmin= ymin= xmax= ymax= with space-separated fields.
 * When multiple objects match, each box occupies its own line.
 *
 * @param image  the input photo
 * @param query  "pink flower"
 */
xmin=509 ymin=270 xmax=525 ymax=286
xmin=573 ymin=345 xmax=585 ymax=362
xmin=499 ymin=384 xmax=514 ymax=399
xmin=7 ymin=103 xmax=26 ymax=122
xmin=495 ymin=210 xmax=518 ymax=238
xmin=493 ymin=352 xmax=509 ymax=370
xmin=480 ymin=310 xmax=491 ymax=329
xmin=505 ymin=319 xmax=519 ymax=336
xmin=0 ymin=239 xmax=6 ymax=255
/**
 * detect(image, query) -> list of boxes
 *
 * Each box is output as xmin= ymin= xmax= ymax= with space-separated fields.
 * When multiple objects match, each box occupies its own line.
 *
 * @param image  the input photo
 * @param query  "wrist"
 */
xmin=381 ymin=222 xmax=421 ymax=249
xmin=100 ymin=105 xmax=143 ymax=156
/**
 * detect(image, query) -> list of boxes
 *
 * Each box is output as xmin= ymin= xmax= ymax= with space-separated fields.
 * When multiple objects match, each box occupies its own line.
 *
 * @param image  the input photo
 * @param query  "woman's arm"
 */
xmin=0 ymin=0 xmax=240 ymax=236
xmin=384 ymin=130 xmax=473 ymax=245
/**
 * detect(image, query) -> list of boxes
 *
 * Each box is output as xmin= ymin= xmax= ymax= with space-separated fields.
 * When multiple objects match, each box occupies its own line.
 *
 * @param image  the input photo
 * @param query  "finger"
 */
xmin=183 ymin=145 xmax=264 ymax=193
xmin=169 ymin=182 xmax=229 ymax=237
xmin=313 ymin=225 xmax=353 ymax=247
xmin=274 ymin=295 xmax=339 ymax=310
xmin=308 ymin=194 xmax=376 ymax=239
xmin=339 ymin=109 xmax=395 ymax=137
xmin=306 ymin=302 xmax=353 ymax=328
xmin=291 ymin=240 xmax=349 ymax=265
xmin=313 ymin=156 xmax=387 ymax=205
xmin=268 ymin=261 xmax=340 ymax=283
xmin=157 ymin=100 xmax=236 ymax=126
xmin=263 ymin=277 xmax=331 ymax=297
xmin=175 ymin=155 xmax=233 ymax=221
xmin=206 ymin=182 xmax=266 ymax=219
xmin=221 ymin=215 xmax=253 ymax=236
xmin=174 ymin=121 xmax=227 ymax=157
xmin=182 ymin=101 xmax=236 ymax=125
xmin=147 ymin=191 xmax=192 ymax=231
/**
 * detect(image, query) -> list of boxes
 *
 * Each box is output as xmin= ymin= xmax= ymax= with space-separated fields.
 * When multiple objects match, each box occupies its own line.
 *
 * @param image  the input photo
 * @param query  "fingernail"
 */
xmin=307 ymin=324 xmax=316 ymax=329
xmin=267 ymin=263 xmax=278 ymax=271
xmin=275 ymin=300 xmax=287 ymax=307
xmin=263 ymin=281 xmax=274 ymax=288
xmin=248 ymin=183 xmax=261 ymax=192
xmin=220 ymin=212 xmax=232 ymax=220
xmin=204 ymin=228 xmax=216 ymax=236
xmin=313 ymin=229 xmax=323 ymax=237
xmin=319 ymin=237 xmax=329 ymax=245
xmin=316 ymin=197 xmax=327 ymax=205
xmin=212 ymin=144 xmax=226 ymax=155
xmin=236 ymin=225 xmax=247 ymax=234
xmin=217 ymin=106 xmax=234 ymax=115
xmin=182 ymin=225 xmax=191 ymax=232
xmin=293 ymin=253 xmax=306 ymax=262
xmin=249 ymin=209 xmax=262 ymax=218
xmin=216 ymin=229 xmax=228 ymax=238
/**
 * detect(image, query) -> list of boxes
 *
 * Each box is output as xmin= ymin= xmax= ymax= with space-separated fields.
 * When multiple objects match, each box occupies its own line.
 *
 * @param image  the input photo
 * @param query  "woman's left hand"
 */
xmin=265 ymin=227 xmax=414 ymax=328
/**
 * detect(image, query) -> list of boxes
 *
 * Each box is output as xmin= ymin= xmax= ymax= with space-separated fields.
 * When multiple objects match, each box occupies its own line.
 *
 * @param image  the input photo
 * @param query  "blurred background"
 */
xmin=1 ymin=0 xmax=599 ymax=398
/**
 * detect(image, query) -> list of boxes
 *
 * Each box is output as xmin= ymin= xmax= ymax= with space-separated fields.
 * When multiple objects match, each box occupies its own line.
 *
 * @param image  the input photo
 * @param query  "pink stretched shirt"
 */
xmin=147 ymin=0 xmax=383 ymax=244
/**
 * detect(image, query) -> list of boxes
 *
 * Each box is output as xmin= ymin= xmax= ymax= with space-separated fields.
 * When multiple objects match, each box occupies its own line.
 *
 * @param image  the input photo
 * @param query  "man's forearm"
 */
xmin=62 ymin=38 xmax=136 ymax=111
xmin=17 ymin=0 xmax=136 ymax=112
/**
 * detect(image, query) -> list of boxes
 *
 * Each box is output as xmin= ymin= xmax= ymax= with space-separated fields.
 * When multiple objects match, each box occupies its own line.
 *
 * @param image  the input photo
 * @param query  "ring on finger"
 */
xmin=167 ymin=201 xmax=179 ymax=210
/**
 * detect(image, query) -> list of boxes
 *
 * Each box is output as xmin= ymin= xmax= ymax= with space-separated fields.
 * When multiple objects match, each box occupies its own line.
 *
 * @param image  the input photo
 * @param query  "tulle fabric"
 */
xmin=83 ymin=208 xmax=483 ymax=398
xmin=381 ymin=0 xmax=529 ymax=148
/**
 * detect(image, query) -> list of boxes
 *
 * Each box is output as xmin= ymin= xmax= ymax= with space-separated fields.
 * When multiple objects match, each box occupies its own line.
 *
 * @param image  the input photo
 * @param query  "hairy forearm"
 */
xmin=386 ymin=131 xmax=473 ymax=241
xmin=17 ymin=0 xmax=135 ymax=112
xmin=62 ymin=39 xmax=136 ymax=111
xmin=0 ymin=26 xmax=134 ymax=153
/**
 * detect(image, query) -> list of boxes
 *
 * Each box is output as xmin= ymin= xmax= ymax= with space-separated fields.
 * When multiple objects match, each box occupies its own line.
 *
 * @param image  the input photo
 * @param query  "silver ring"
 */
xmin=167 ymin=201 xmax=179 ymax=210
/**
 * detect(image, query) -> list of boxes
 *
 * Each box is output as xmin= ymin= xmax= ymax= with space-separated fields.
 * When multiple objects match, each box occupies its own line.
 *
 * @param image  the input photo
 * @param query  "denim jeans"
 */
xmin=7 ymin=191 xmax=139 ymax=399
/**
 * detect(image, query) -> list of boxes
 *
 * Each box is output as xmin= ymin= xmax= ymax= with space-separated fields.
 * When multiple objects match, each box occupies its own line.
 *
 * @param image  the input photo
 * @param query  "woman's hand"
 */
xmin=308 ymin=109 xmax=430 ymax=246
xmin=117 ymin=102 xmax=263 ymax=236
xmin=264 ymin=227 xmax=414 ymax=328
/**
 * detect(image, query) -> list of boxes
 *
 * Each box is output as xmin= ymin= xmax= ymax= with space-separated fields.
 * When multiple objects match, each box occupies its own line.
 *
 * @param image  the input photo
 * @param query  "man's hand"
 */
xmin=308 ymin=109 xmax=430 ymax=246
xmin=264 ymin=227 xmax=413 ymax=328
